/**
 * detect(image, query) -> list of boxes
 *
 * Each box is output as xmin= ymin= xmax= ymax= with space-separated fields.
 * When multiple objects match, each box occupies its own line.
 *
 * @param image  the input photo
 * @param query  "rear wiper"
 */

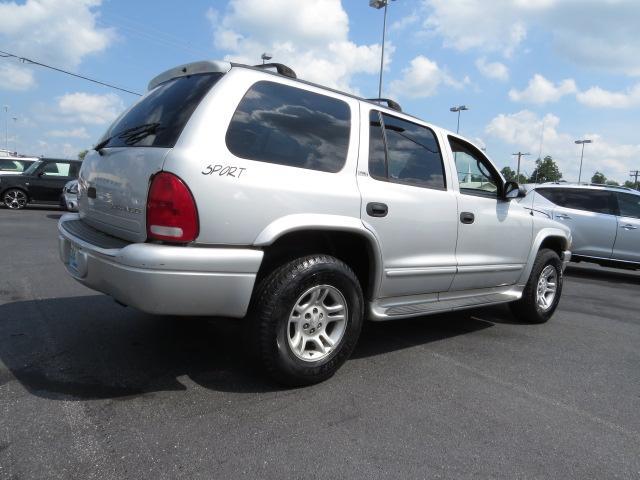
xmin=94 ymin=122 xmax=163 ymax=154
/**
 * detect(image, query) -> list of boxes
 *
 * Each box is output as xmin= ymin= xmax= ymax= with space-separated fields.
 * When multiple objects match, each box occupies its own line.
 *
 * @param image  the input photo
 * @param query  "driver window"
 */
xmin=449 ymin=136 xmax=499 ymax=197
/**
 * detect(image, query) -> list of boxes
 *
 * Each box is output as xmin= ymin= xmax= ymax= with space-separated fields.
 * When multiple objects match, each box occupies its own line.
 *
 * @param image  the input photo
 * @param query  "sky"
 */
xmin=1 ymin=0 xmax=639 ymax=184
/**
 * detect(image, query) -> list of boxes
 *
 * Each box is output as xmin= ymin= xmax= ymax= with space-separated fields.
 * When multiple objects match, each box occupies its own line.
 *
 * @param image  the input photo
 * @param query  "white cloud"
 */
xmin=46 ymin=127 xmax=91 ymax=139
xmin=421 ymin=0 xmax=640 ymax=76
xmin=208 ymin=0 xmax=390 ymax=92
xmin=509 ymin=74 xmax=576 ymax=104
xmin=0 ymin=63 xmax=36 ymax=91
xmin=57 ymin=92 xmax=125 ymax=125
xmin=485 ymin=110 xmax=640 ymax=182
xmin=475 ymin=57 xmax=509 ymax=82
xmin=0 ymin=0 xmax=114 ymax=70
xmin=390 ymin=12 xmax=419 ymax=32
xmin=389 ymin=55 xmax=464 ymax=99
xmin=576 ymin=84 xmax=640 ymax=109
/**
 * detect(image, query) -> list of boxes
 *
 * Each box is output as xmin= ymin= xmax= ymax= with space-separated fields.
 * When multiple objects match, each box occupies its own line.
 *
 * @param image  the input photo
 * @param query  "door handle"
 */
xmin=460 ymin=212 xmax=475 ymax=224
xmin=366 ymin=202 xmax=388 ymax=217
xmin=555 ymin=213 xmax=571 ymax=220
xmin=620 ymin=224 xmax=638 ymax=230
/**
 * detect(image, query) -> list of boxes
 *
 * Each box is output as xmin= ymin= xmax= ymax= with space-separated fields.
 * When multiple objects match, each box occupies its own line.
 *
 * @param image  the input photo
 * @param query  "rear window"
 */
xmin=226 ymin=81 xmax=351 ymax=173
xmin=99 ymin=72 xmax=223 ymax=148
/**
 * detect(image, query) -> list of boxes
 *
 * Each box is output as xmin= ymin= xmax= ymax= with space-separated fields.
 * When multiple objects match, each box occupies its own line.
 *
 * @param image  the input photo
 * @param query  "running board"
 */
xmin=369 ymin=286 xmax=524 ymax=321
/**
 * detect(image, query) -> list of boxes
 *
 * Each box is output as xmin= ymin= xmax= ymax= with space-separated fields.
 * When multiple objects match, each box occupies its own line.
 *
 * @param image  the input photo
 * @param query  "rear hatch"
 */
xmin=78 ymin=67 xmax=225 ymax=242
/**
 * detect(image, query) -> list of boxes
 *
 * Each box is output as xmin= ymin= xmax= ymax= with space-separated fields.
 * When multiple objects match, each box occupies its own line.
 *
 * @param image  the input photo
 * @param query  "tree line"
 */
xmin=500 ymin=156 xmax=638 ymax=189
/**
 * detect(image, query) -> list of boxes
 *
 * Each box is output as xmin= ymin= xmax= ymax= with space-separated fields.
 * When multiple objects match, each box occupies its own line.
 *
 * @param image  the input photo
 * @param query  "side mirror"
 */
xmin=37 ymin=171 xmax=45 ymax=177
xmin=503 ymin=181 xmax=525 ymax=200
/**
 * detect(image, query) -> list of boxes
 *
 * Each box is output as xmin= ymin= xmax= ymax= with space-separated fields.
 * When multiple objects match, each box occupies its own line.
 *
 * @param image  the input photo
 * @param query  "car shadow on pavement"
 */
xmin=0 ymin=295 xmax=496 ymax=400
xmin=565 ymin=265 xmax=640 ymax=285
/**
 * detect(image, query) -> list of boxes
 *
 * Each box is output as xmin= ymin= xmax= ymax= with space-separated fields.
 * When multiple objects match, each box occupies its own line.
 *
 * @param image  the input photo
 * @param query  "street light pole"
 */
xmin=449 ymin=105 xmax=469 ymax=134
xmin=12 ymin=117 xmax=17 ymax=154
xmin=575 ymin=139 xmax=592 ymax=183
xmin=512 ymin=152 xmax=530 ymax=179
xmin=3 ymin=105 xmax=8 ymax=154
xmin=261 ymin=53 xmax=272 ymax=65
xmin=370 ymin=0 xmax=393 ymax=98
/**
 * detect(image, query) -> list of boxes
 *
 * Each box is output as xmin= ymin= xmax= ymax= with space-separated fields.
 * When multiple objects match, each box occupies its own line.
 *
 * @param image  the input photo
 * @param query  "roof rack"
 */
xmin=253 ymin=63 xmax=297 ymax=79
xmin=367 ymin=98 xmax=402 ymax=112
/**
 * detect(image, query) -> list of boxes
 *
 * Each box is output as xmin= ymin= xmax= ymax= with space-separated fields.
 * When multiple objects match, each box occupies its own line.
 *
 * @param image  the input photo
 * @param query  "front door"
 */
xmin=447 ymin=136 xmax=533 ymax=291
xmin=357 ymin=107 xmax=458 ymax=298
xmin=612 ymin=192 xmax=640 ymax=263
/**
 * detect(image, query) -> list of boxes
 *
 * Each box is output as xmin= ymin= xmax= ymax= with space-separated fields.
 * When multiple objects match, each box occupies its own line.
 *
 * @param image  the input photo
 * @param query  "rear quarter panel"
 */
xmin=163 ymin=69 xmax=362 ymax=245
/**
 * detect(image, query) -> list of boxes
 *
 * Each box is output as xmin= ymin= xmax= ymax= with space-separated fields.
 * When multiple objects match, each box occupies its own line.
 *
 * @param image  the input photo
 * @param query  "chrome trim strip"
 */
xmin=457 ymin=264 xmax=523 ymax=273
xmin=385 ymin=266 xmax=457 ymax=277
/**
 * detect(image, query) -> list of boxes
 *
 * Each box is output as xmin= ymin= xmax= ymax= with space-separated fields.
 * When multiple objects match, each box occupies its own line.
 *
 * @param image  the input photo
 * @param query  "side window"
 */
xmin=42 ymin=162 xmax=71 ymax=177
xmin=535 ymin=188 xmax=564 ymax=205
xmin=552 ymin=189 xmax=615 ymax=215
xmin=226 ymin=81 xmax=351 ymax=173
xmin=367 ymin=111 xmax=446 ymax=190
xmin=449 ymin=137 xmax=500 ymax=197
xmin=616 ymin=193 xmax=640 ymax=218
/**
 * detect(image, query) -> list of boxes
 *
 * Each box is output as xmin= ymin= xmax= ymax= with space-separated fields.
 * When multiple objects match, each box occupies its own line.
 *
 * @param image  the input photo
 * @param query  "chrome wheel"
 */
xmin=536 ymin=265 xmax=558 ymax=311
xmin=4 ymin=190 xmax=27 ymax=209
xmin=287 ymin=284 xmax=348 ymax=362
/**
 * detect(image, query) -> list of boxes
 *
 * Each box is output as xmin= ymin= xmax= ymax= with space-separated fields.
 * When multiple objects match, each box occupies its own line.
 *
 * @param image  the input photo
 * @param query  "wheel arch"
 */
xmin=253 ymin=214 xmax=383 ymax=300
xmin=517 ymin=228 xmax=570 ymax=285
xmin=1 ymin=186 xmax=30 ymax=205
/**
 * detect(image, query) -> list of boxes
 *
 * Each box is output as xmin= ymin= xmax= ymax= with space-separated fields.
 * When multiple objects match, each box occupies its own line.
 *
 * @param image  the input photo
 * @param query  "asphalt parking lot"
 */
xmin=1 ymin=208 xmax=639 ymax=479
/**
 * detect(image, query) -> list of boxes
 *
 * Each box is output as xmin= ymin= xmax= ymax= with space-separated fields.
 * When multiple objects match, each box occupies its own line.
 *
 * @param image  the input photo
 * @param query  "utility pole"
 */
xmin=630 ymin=170 xmax=640 ymax=190
xmin=512 ymin=152 xmax=530 ymax=179
xmin=575 ymin=139 xmax=592 ymax=184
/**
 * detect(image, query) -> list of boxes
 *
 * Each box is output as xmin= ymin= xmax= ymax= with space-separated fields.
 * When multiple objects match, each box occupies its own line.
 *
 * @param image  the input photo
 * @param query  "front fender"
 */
xmin=517 ymin=227 xmax=571 ymax=285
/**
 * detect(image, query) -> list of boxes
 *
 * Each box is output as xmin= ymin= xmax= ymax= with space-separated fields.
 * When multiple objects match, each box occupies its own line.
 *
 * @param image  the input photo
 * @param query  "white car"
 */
xmin=58 ymin=60 xmax=572 ymax=385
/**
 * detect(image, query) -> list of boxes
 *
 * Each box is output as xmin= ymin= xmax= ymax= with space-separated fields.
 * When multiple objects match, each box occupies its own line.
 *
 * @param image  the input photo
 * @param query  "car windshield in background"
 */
xmin=99 ymin=72 xmax=223 ymax=149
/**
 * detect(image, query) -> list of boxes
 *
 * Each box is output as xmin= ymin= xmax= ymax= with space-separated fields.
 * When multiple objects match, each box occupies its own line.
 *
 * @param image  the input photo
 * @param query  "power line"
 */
xmin=0 ymin=49 xmax=142 ymax=96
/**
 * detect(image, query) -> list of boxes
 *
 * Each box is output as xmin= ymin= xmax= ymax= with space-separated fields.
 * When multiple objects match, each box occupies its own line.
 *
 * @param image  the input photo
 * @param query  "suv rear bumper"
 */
xmin=58 ymin=214 xmax=263 ymax=317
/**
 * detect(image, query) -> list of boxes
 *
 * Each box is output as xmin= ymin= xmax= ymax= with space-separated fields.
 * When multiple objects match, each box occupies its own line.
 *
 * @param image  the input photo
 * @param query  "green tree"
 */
xmin=605 ymin=180 xmax=619 ymax=186
xmin=500 ymin=166 xmax=528 ymax=184
xmin=591 ymin=171 xmax=606 ymax=184
xmin=624 ymin=180 xmax=639 ymax=190
xmin=78 ymin=150 xmax=88 ymax=160
xmin=528 ymin=156 xmax=562 ymax=183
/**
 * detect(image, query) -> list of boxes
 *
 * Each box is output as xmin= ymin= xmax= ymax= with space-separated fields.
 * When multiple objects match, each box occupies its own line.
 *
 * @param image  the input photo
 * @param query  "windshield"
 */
xmin=99 ymin=72 xmax=223 ymax=149
xmin=23 ymin=160 xmax=42 ymax=175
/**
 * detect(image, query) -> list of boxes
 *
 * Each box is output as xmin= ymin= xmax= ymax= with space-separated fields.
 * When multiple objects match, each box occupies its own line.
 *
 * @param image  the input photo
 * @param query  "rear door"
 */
xmin=357 ymin=107 xmax=458 ymax=298
xmin=30 ymin=161 xmax=74 ymax=202
xmin=539 ymin=188 xmax=617 ymax=258
xmin=612 ymin=192 xmax=640 ymax=263
xmin=78 ymin=72 xmax=223 ymax=242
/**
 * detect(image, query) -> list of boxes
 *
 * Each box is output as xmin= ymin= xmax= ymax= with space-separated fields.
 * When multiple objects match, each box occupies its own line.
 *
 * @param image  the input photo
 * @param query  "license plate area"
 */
xmin=68 ymin=243 xmax=80 ymax=274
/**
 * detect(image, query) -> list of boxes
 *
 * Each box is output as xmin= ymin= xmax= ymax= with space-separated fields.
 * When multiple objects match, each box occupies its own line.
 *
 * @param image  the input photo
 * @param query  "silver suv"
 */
xmin=58 ymin=61 xmax=571 ymax=385
xmin=523 ymin=183 xmax=640 ymax=269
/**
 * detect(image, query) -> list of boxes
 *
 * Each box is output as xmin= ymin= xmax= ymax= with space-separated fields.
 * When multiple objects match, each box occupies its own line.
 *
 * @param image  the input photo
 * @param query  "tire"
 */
xmin=3 ymin=188 xmax=28 ymax=209
xmin=509 ymin=248 xmax=563 ymax=324
xmin=249 ymin=254 xmax=364 ymax=386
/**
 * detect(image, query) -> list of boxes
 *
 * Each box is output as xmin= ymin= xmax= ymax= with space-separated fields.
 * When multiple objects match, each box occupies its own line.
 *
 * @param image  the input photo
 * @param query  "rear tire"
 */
xmin=3 ymin=188 xmax=28 ymax=209
xmin=249 ymin=254 xmax=364 ymax=386
xmin=509 ymin=248 xmax=563 ymax=324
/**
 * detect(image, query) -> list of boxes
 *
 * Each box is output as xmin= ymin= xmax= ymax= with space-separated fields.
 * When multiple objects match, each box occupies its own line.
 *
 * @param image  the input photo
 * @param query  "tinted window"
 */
xmin=226 ymin=81 xmax=351 ymax=173
xmin=0 ymin=160 xmax=21 ymax=171
xmin=100 ymin=72 xmax=223 ymax=149
xmin=616 ymin=192 xmax=640 ymax=218
xmin=542 ymin=188 xmax=614 ymax=214
xmin=450 ymin=137 xmax=499 ymax=197
xmin=368 ymin=111 xmax=445 ymax=189
xmin=41 ymin=162 xmax=71 ymax=177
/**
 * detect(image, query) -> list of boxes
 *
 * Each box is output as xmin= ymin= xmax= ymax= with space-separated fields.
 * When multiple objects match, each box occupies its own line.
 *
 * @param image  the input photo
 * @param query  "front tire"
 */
xmin=250 ymin=255 xmax=364 ymax=386
xmin=509 ymin=248 xmax=563 ymax=323
xmin=3 ymin=188 xmax=28 ymax=209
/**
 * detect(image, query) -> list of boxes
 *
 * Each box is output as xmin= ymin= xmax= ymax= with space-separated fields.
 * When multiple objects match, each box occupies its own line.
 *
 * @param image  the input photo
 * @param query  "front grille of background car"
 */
xmin=62 ymin=219 xmax=131 ymax=250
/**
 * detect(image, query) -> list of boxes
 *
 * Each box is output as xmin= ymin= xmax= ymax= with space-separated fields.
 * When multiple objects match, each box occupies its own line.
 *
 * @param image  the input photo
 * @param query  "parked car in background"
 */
xmin=0 ymin=156 xmax=38 ymax=175
xmin=60 ymin=179 xmax=79 ymax=211
xmin=522 ymin=183 xmax=640 ymax=269
xmin=57 ymin=60 xmax=571 ymax=386
xmin=0 ymin=158 xmax=82 ymax=209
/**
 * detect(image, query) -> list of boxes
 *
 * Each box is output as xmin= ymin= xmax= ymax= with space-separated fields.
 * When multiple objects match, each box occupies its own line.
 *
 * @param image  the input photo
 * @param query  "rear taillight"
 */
xmin=146 ymin=172 xmax=199 ymax=243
